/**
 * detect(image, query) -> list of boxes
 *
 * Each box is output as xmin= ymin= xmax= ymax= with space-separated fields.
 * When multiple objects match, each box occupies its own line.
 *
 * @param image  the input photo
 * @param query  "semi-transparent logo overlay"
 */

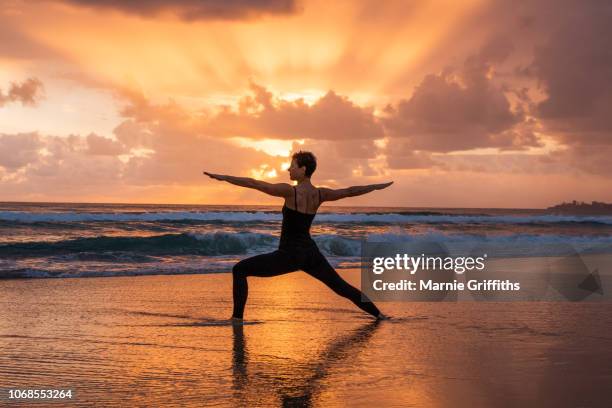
xmin=360 ymin=241 xmax=611 ymax=302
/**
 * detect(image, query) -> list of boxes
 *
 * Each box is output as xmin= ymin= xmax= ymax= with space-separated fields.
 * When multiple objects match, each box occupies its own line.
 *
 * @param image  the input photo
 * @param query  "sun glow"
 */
xmin=277 ymin=90 xmax=327 ymax=106
xmin=249 ymin=164 xmax=278 ymax=179
xmin=229 ymin=137 xmax=294 ymax=157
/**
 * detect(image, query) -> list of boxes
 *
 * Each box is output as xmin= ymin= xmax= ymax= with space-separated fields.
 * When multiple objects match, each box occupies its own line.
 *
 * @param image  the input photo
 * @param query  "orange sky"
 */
xmin=0 ymin=0 xmax=610 ymax=207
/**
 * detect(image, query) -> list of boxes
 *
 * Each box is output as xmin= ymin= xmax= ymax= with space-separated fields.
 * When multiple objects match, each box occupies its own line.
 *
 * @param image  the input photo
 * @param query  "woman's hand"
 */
xmin=374 ymin=181 xmax=393 ymax=190
xmin=203 ymin=171 xmax=226 ymax=181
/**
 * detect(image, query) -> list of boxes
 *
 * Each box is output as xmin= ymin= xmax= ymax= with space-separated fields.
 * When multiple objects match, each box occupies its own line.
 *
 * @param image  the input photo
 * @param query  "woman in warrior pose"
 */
xmin=204 ymin=151 xmax=392 ymax=323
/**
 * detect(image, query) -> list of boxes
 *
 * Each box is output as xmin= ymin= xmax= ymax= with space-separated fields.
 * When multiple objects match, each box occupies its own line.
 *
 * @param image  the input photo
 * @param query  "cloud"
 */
xmin=0 ymin=122 xmax=287 ymax=202
xmin=0 ymin=132 xmax=43 ymax=170
xmin=85 ymin=133 xmax=126 ymax=155
xmin=46 ymin=0 xmax=300 ymax=21
xmin=117 ymin=82 xmax=385 ymax=142
xmin=531 ymin=2 xmax=612 ymax=146
xmin=368 ymin=0 xmax=610 ymax=174
xmin=381 ymin=40 xmax=540 ymax=153
xmin=0 ymin=85 xmax=294 ymax=201
xmin=114 ymin=118 xmax=284 ymax=186
xmin=113 ymin=85 xmax=389 ymax=184
xmin=0 ymin=21 xmax=59 ymax=60
xmin=384 ymin=143 xmax=437 ymax=170
xmin=434 ymin=152 xmax=568 ymax=175
xmin=204 ymin=82 xmax=384 ymax=141
xmin=329 ymin=138 xmax=380 ymax=160
xmin=287 ymin=140 xmax=379 ymax=183
xmin=0 ymin=78 xmax=45 ymax=107
xmin=545 ymin=145 xmax=612 ymax=177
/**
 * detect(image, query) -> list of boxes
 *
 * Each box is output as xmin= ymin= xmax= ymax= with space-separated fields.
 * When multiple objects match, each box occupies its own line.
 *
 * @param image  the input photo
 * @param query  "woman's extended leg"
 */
xmin=304 ymin=253 xmax=381 ymax=318
xmin=231 ymin=250 xmax=298 ymax=319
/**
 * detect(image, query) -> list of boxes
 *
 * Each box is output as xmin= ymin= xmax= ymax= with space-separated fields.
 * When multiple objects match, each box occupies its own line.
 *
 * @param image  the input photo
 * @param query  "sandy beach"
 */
xmin=2 ymin=269 xmax=612 ymax=407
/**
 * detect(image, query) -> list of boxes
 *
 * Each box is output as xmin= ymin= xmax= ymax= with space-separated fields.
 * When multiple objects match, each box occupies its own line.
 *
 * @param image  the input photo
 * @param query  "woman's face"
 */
xmin=288 ymin=159 xmax=304 ymax=180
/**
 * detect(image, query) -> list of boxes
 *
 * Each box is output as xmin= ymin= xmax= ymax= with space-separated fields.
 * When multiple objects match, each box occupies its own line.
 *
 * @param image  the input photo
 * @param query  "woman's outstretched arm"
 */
xmin=203 ymin=171 xmax=293 ymax=198
xmin=320 ymin=182 xmax=393 ymax=202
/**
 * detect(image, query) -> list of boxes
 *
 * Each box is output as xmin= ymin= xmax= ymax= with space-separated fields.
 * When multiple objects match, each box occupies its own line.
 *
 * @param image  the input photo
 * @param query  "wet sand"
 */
xmin=1 ymin=270 xmax=612 ymax=407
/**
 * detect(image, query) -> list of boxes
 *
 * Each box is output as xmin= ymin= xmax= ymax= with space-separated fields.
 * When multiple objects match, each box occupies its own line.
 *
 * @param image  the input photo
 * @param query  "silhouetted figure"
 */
xmin=204 ymin=150 xmax=392 ymax=322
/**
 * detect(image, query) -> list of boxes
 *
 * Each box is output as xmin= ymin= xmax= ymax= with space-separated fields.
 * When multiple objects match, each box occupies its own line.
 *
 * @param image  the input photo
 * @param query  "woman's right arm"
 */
xmin=203 ymin=172 xmax=293 ymax=197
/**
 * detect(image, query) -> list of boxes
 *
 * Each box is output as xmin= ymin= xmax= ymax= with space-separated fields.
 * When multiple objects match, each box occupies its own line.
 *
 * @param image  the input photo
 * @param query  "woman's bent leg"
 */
xmin=231 ymin=250 xmax=297 ymax=319
xmin=304 ymin=254 xmax=381 ymax=318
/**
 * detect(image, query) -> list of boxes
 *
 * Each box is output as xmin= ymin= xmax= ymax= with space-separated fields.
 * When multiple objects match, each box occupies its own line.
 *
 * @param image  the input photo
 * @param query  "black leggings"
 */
xmin=231 ymin=247 xmax=381 ymax=319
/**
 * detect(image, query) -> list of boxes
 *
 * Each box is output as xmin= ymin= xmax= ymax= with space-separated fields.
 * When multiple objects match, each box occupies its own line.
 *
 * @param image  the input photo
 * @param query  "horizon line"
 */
xmin=0 ymin=199 xmax=549 ymax=210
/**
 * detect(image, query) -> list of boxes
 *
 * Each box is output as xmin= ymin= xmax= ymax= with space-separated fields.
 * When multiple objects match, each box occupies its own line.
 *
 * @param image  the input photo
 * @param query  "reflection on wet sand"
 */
xmin=232 ymin=320 xmax=381 ymax=407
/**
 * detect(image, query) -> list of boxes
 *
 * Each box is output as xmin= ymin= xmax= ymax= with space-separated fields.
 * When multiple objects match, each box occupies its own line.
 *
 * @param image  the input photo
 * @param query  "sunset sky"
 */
xmin=1 ymin=0 xmax=611 ymax=207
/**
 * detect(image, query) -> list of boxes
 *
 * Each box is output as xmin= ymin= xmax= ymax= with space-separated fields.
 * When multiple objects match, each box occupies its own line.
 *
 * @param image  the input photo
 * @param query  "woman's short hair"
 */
xmin=292 ymin=150 xmax=317 ymax=177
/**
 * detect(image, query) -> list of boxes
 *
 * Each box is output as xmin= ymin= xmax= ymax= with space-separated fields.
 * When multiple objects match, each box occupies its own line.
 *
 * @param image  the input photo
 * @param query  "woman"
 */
xmin=204 ymin=151 xmax=393 ymax=323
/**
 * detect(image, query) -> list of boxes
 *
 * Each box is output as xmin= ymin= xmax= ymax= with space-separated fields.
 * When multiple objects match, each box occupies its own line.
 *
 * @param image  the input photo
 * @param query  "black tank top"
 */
xmin=279 ymin=186 xmax=321 ymax=250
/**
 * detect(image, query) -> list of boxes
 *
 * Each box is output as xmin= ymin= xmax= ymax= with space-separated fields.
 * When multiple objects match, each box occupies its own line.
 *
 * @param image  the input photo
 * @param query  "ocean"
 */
xmin=1 ymin=202 xmax=612 ymax=279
